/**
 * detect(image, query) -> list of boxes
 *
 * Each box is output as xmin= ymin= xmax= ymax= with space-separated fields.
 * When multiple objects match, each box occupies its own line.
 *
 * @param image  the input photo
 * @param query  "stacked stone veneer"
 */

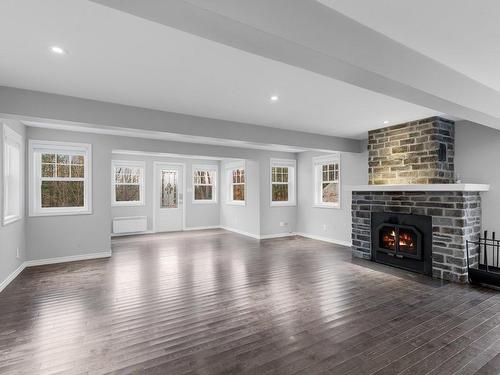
xmin=351 ymin=191 xmax=481 ymax=283
xmin=368 ymin=117 xmax=455 ymax=185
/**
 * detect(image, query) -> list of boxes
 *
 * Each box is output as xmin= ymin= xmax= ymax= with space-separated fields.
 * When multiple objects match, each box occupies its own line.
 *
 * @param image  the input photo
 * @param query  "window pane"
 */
xmin=41 ymin=181 xmax=84 ymax=207
xmin=71 ymin=155 xmax=84 ymax=165
xmin=116 ymin=185 xmax=140 ymax=202
xmin=42 ymin=154 xmax=55 ymax=163
xmin=57 ymin=154 xmax=70 ymax=164
xmin=272 ymin=184 xmax=288 ymax=202
xmin=195 ymin=185 xmax=213 ymax=200
xmin=41 ymin=163 xmax=55 ymax=177
xmin=71 ymin=165 xmax=84 ymax=178
xmin=322 ymin=182 xmax=339 ymax=203
xmin=233 ymin=184 xmax=245 ymax=201
xmin=57 ymin=164 xmax=70 ymax=178
xmin=282 ymin=168 xmax=288 ymax=183
xmin=161 ymin=170 xmax=177 ymax=208
xmin=272 ymin=168 xmax=276 ymax=182
xmin=240 ymin=170 xmax=245 ymax=183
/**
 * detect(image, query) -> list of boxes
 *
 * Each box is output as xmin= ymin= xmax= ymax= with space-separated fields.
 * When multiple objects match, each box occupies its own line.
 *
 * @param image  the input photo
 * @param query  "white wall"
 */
xmin=296 ymin=150 xmax=368 ymax=245
xmin=455 ymin=120 xmax=500 ymax=233
xmin=111 ymin=153 xmax=220 ymax=232
xmin=0 ymin=119 xmax=26 ymax=289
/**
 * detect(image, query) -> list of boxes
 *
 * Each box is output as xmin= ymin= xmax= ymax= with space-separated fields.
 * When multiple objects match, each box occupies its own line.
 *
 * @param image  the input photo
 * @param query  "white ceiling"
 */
xmin=320 ymin=0 xmax=500 ymax=93
xmin=0 ymin=0 xmax=440 ymax=139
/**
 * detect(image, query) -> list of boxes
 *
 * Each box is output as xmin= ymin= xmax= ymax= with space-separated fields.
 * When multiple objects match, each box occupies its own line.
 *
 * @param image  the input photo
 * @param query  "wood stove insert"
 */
xmin=371 ymin=212 xmax=432 ymax=276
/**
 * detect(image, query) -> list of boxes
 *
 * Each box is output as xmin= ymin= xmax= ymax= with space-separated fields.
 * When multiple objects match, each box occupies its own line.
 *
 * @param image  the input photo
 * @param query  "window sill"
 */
xmin=112 ymin=202 xmax=146 ymax=207
xmin=29 ymin=209 xmax=92 ymax=217
xmin=270 ymin=202 xmax=296 ymax=207
xmin=3 ymin=215 xmax=22 ymax=226
xmin=226 ymin=201 xmax=246 ymax=206
xmin=312 ymin=204 xmax=341 ymax=209
xmin=192 ymin=200 xmax=218 ymax=205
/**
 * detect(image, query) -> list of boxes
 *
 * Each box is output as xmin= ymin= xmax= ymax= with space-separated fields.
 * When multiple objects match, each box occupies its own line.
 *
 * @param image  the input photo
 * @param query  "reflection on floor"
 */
xmin=1 ymin=229 xmax=499 ymax=374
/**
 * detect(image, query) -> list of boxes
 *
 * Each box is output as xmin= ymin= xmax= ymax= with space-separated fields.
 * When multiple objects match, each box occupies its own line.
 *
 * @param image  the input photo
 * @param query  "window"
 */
xmin=160 ymin=169 xmax=178 ymax=208
xmin=112 ymin=160 xmax=145 ymax=206
xmin=192 ymin=165 xmax=217 ymax=203
xmin=226 ymin=161 xmax=245 ymax=205
xmin=270 ymin=158 xmax=296 ymax=206
xmin=313 ymin=153 xmax=340 ymax=208
xmin=30 ymin=140 xmax=92 ymax=216
xmin=3 ymin=124 xmax=22 ymax=225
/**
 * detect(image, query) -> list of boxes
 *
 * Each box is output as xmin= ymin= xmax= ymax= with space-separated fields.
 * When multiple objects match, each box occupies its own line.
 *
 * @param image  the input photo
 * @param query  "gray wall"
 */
xmin=111 ymin=153 xmax=220 ymax=231
xmin=296 ymin=150 xmax=368 ymax=245
xmin=258 ymin=153 xmax=297 ymax=236
xmin=455 ymin=120 xmax=500 ymax=233
xmin=0 ymin=119 xmax=26 ymax=287
xmin=25 ymin=127 xmax=300 ymax=260
xmin=220 ymin=159 xmax=260 ymax=237
xmin=26 ymin=127 xmax=112 ymax=261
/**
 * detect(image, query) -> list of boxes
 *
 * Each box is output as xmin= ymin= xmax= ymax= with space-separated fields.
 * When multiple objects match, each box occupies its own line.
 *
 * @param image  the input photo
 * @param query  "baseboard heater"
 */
xmin=112 ymin=216 xmax=148 ymax=234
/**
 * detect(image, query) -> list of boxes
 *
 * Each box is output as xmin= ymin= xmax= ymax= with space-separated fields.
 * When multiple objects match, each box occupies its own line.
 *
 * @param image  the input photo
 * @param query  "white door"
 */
xmin=154 ymin=163 xmax=183 ymax=232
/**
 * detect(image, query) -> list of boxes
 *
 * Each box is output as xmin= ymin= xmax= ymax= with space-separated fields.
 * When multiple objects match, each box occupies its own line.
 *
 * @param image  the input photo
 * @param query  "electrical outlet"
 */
xmin=280 ymin=222 xmax=288 ymax=227
xmin=322 ymin=224 xmax=327 ymax=232
xmin=16 ymin=248 xmax=20 ymax=259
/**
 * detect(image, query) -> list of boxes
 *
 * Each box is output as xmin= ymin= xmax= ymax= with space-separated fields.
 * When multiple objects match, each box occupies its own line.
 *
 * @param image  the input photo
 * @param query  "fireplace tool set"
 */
xmin=466 ymin=231 xmax=500 ymax=287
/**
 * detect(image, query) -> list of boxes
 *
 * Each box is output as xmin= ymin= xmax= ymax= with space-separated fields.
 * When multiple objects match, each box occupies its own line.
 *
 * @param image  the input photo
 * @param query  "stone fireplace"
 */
xmin=351 ymin=117 xmax=489 ymax=282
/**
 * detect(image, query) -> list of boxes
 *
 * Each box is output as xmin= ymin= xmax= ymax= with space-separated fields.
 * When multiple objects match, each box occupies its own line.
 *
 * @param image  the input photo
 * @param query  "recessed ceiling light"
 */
xmin=50 ymin=46 xmax=66 ymax=55
xmin=383 ymin=120 xmax=389 ymax=124
xmin=270 ymin=95 xmax=279 ymax=102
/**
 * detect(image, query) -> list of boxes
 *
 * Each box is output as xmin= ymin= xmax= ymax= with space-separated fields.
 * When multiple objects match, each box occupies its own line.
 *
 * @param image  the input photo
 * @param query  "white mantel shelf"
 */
xmin=349 ymin=184 xmax=490 ymax=192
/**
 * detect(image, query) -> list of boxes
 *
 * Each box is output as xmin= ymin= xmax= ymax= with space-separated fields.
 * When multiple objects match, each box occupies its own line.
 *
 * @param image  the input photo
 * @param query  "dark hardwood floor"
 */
xmin=1 ymin=229 xmax=499 ymax=374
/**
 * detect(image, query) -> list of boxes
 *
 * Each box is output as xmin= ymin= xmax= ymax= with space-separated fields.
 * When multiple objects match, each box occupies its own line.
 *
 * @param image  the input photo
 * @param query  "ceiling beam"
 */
xmin=91 ymin=0 xmax=500 ymax=130
xmin=0 ymin=86 xmax=361 ymax=153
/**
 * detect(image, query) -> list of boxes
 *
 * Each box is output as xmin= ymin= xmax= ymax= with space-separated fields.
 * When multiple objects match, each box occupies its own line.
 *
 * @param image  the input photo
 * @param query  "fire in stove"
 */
xmin=382 ymin=230 xmax=396 ymax=250
xmin=380 ymin=227 xmax=417 ymax=254
xmin=399 ymin=231 xmax=416 ymax=253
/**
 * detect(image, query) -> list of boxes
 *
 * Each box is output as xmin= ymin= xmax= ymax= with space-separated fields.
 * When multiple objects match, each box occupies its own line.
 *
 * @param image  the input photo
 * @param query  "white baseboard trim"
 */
xmin=111 ymin=230 xmax=154 ymax=238
xmin=183 ymin=225 xmax=221 ymax=231
xmin=295 ymin=232 xmax=352 ymax=247
xmin=0 ymin=262 xmax=26 ymax=293
xmin=24 ymin=251 xmax=112 ymax=267
xmin=0 ymin=251 xmax=113 ymax=294
xmin=260 ymin=232 xmax=295 ymax=239
xmin=219 ymin=226 xmax=261 ymax=239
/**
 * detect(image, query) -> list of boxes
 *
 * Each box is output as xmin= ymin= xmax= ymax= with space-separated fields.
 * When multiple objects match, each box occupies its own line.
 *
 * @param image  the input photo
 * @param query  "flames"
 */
xmin=382 ymin=229 xmax=416 ymax=252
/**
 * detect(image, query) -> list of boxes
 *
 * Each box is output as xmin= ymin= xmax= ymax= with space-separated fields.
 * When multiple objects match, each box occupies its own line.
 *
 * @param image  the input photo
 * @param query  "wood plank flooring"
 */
xmin=0 ymin=229 xmax=499 ymax=374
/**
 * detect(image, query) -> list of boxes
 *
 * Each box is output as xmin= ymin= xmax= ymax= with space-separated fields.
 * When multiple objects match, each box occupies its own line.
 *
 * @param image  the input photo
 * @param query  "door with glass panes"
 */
xmin=154 ymin=163 xmax=183 ymax=232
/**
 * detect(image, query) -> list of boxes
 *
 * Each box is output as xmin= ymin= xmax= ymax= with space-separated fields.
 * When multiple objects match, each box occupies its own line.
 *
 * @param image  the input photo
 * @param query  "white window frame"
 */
xmin=29 ymin=140 xmax=92 ymax=217
xmin=111 ymin=160 xmax=146 ymax=206
xmin=225 ymin=160 xmax=246 ymax=206
xmin=313 ymin=153 xmax=341 ymax=209
xmin=2 ymin=124 xmax=23 ymax=226
xmin=270 ymin=158 xmax=296 ymax=207
xmin=192 ymin=164 xmax=218 ymax=204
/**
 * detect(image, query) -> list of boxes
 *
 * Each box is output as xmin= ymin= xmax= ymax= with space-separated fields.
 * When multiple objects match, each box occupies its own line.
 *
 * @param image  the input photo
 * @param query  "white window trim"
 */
xmin=312 ymin=153 xmax=341 ymax=209
xmin=225 ymin=160 xmax=246 ymax=206
xmin=111 ymin=160 xmax=146 ymax=207
xmin=192 ymin=164 xmax=218 ymax=204
xmin=270 ymin=158 xmax=296 ymax=207
xmin=29 ymin=140 xmax=92 ymax=217
xmin=2 ymin=124 xmax=23 ymax=226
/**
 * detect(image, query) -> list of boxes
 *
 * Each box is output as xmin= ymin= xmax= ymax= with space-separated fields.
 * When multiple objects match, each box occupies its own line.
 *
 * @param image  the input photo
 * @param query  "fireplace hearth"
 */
xmin=371 ymin=212 xmax=432 ymax=276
